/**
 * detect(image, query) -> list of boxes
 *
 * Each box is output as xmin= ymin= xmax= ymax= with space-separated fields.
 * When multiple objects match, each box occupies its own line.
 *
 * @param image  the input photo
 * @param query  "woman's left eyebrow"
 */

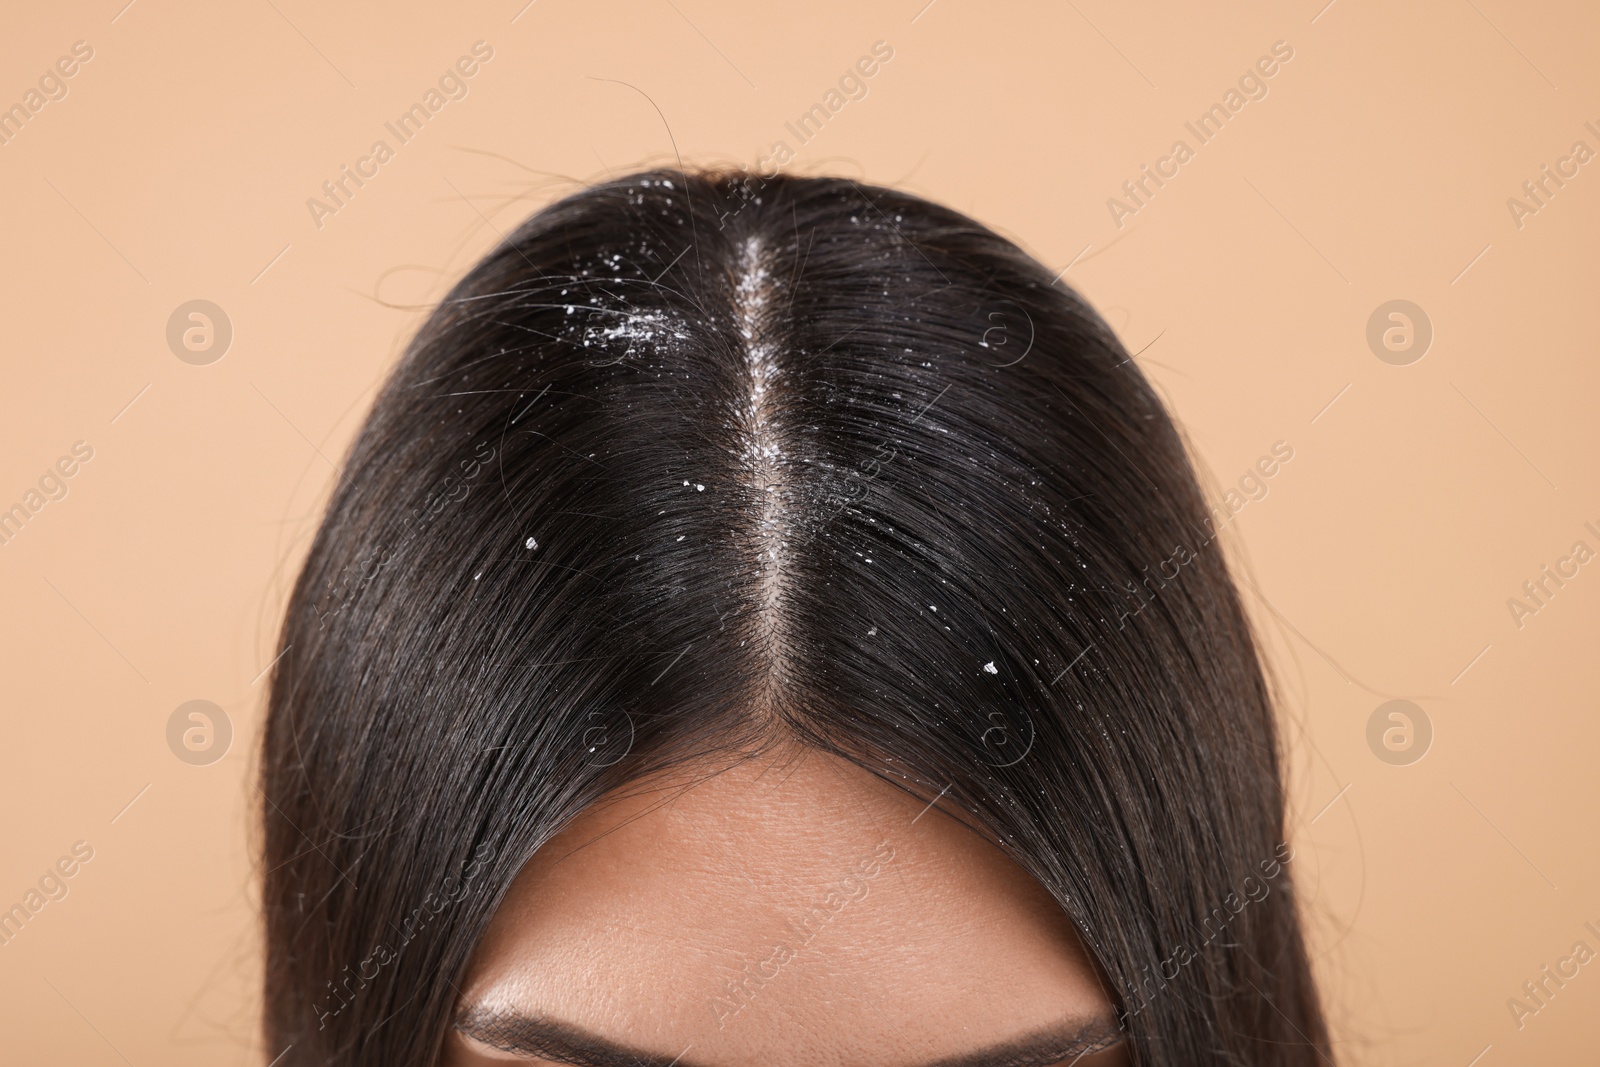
xmin=912 ymin=1015 xmax=1126 ymax=1067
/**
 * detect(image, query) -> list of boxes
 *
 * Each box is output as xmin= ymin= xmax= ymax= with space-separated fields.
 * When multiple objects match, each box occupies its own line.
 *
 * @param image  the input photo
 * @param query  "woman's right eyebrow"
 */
xmin=453 ymin=1007 xmax=1125 ymax=1067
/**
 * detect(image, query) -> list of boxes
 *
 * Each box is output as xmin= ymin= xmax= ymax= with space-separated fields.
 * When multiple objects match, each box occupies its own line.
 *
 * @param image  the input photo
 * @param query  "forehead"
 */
xmin=456 ymin=748 xmax=1112 ymax=1065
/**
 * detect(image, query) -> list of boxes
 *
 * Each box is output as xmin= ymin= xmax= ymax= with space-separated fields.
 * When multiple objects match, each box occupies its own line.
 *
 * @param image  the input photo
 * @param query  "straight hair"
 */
xmin=261 ymin=168 xmax=1332 ymax=1065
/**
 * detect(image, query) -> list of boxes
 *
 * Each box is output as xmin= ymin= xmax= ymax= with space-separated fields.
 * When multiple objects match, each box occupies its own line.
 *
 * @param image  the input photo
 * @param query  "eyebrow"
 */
xmin=454 ymin=1006 xmax=1126 ymax=1067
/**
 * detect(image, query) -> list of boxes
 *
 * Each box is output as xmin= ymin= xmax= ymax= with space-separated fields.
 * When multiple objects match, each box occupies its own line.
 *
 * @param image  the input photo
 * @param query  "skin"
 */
xmin=445 ymin=743 xmax=1129 ymax=1067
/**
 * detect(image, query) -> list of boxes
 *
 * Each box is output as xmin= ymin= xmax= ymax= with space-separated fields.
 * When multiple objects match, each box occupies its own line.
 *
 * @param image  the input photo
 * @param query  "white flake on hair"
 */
xmin=582 ymin=308 xmax=690 ymax=360
xmin=732 ymin=234 xmax=790 ymax=691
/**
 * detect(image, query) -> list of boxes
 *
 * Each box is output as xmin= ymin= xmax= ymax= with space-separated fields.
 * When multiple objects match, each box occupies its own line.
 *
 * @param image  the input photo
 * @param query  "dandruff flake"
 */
xmin=731 ymin=235 xmax=792 ymax=682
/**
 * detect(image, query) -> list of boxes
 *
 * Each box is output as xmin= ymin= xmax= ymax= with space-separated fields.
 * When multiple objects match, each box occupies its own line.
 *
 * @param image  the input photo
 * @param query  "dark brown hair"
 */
xmin=260 ymin=168 xmax=1331 ymax=1065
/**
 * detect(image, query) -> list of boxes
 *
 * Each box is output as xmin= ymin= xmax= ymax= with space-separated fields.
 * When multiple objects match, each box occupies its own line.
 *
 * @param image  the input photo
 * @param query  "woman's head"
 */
xmin=261 ymin=169 xmax=1329 ymax=1065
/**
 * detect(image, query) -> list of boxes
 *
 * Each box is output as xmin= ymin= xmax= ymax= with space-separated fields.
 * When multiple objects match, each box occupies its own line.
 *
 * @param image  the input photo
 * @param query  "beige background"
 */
xmin=2 ymin=0 xmax=1597 ymax=1063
